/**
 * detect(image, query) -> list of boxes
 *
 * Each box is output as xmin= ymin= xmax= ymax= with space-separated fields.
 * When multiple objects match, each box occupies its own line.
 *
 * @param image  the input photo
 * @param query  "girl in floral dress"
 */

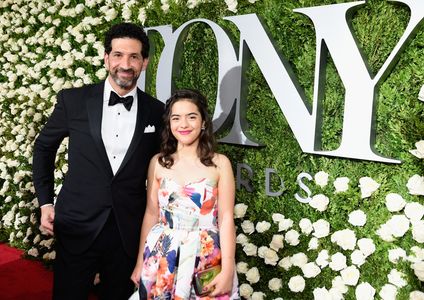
xmin=131 ymin=89 xmax=239 ymax=299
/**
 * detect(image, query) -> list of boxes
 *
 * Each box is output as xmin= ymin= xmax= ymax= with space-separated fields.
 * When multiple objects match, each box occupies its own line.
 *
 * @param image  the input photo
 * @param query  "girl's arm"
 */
xmin=208 ymin=154 xmax=236 ymax=296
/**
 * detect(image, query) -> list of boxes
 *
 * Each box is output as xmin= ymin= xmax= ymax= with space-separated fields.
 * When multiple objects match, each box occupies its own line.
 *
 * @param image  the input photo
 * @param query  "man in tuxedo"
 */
xmin=32 ymin=23 xmax=164 ymax=300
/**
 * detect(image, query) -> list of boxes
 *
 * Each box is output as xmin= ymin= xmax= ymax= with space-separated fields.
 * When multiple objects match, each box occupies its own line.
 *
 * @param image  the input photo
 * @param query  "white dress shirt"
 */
xmin=102 ymin=79 xmax=138 ymax=175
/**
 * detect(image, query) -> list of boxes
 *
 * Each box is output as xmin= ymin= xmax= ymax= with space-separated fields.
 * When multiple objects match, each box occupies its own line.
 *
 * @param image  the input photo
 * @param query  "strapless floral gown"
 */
xmin=139 ymin=178 xmax=239 ymax=300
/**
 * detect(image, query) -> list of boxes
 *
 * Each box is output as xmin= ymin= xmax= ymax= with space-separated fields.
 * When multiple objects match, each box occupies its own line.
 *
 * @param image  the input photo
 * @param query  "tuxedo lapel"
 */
xmin=86 ymin=83 xmax=114 ymax=178
xmin=114 ymin=89 xmax=152 ymax=177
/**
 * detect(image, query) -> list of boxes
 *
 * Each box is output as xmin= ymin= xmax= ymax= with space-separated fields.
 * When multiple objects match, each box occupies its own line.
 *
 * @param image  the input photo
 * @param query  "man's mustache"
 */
xmin=117 ymin=68 xmax=135 ymax=75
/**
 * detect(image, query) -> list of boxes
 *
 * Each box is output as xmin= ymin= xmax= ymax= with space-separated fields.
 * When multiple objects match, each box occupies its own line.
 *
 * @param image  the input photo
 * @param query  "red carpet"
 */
xmin=0 ymin=243 xmax=98 ymax=300
xmin=0 ymin=243 xmax=53 ymax=300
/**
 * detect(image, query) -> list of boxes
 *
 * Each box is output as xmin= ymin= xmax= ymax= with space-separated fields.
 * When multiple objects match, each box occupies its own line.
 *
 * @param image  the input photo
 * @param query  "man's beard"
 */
xmin=110 ymin=68 xmax=139 ymax=90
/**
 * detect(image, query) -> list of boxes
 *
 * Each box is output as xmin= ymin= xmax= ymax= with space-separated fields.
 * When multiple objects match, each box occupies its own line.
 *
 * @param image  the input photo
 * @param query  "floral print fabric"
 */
xmin=140 ymin=178 xmax=239 ymax=299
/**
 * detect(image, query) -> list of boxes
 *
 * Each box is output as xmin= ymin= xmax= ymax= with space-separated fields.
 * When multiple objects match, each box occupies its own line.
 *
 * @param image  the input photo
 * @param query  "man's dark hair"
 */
xmin=104 ymin=23 xmax=150 ymax=58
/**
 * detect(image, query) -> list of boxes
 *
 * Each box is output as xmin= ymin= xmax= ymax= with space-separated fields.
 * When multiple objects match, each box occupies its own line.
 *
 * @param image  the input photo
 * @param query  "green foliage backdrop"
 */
xmin=0 ymin=0 xmax=423 ymax=298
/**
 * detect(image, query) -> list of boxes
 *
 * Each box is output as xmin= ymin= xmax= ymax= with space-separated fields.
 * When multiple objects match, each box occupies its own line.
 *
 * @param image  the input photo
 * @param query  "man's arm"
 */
xmin=33 ymin=90 xmax=69 ymax=234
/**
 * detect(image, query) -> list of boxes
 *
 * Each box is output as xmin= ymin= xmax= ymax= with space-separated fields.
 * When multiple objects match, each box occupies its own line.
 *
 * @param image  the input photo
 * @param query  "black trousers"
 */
xmin=53 ymin=213 xmax=135 ymax=300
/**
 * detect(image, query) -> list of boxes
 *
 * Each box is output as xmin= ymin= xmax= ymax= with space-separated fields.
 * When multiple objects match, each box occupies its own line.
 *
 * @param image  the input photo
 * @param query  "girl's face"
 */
xmin=170 ymin=99 xmax=204 ymax=147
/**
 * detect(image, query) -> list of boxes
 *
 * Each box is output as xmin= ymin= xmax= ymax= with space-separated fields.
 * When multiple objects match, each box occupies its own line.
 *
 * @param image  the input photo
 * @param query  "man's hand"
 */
xmin=40 ymin=205 xmax=55 ymax=235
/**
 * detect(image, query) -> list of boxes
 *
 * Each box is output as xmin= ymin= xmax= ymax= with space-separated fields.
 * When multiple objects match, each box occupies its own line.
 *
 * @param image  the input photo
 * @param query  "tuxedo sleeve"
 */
xmin=32 ymin=90 xmax=69 ymax=206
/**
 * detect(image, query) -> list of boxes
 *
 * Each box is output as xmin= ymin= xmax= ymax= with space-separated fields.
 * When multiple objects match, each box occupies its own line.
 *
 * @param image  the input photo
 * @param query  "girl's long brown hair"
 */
xmin=159 ymin=89 xmax=216 ymax=169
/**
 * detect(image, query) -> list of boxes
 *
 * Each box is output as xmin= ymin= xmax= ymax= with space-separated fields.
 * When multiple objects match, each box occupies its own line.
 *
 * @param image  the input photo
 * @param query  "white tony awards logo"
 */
xmin=138 ymin=0 xmax=424 ymax=164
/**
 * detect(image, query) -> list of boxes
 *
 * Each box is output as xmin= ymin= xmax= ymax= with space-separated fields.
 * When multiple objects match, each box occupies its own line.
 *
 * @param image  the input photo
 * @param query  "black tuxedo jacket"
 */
xmin=32 ymin=81 xmax=164 ymax=258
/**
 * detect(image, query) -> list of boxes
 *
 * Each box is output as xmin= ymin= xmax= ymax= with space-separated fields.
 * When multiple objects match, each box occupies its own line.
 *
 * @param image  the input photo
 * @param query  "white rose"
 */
xmin=74 ymin=67 xmax=85 ymax=77
xmin=224 ymin=0 xmax=238 ymax=13
xmin=187 ymin=0 xmax=200 ymax=9
xmin=299 ymin=218 xmax=313 ymax=235
xmin=256 ymin=221 xmax=271 ymax=233
xmin=405 ymin=202 xmax=424 ymax=221
xmin=388 ymin=248 xmax=407 ymax=263
xmin=351 ymin=250 xmax=366 ymax=267
xmin=278 ymin=218 xmax=294 ymax=232
xmin=263 ymin=248 xmax=279 ymax=266
xmin=359 ymin=176 xmax=380 ymax=198
xmin=243 ymin=243 xmax=257 ymax=256
xmin=316 ymin=250 xmax=330 ymax=268
xmin=285 ymin=229 xmax=300 ymax=246
xmin=236 ymin=262 xmax=249 ymax=274
xmin=412 ymin=261 xmax=424 ymax=281
xmin=355 ymin=282 xmax=376 ymax=300
xmin=314 ymin=171 xmax=329 ymax=187
xmin=239 ymin=283 xmax=253 ymax=298
xmin=246 ymin=267 xmax=260 ymax=284
xmin=385 ymin=193 xmax=406 ymax=212
xmin=272 ymin=213 xmax=285 ymax=223
xmin=348 ymin=209 xmax=367 ymax=226
xmin=302 ymin=262 xmax=321 ymax=278
xmin=234 ymin=203 xmax=248 ymax=218
xmin=43 ymin=251 xmax=56 ymax=260
xmin=331 ymin=229 xmax=357 ymax=250
xmin=251 ymin=292 xmax=265 ymax=300
xmin=409 ymin=140 xmax=424 ymax=158
xmin=376 ymin=223 xmax=395 ymax=242
xmin=308 ymin=237 xmax=319 ymax=250
xmin=329 ymin=287 xmax=344 ymax=300
xmin=419 ymin=85 xmax=424 ymax=101
xmin=388 ymin=269 xmax=407 ymax=288
xmin=411 ymin=246 xmax=424 ymax=260
xmin=278 ymin=256 xmax=292 ymax=270
xmin=61 ymin=40 xmax=72 ymax=52
xmin=379 ymin=284 xmax=398 ymax=300
xmin=357 ymin=238 xmax=376 ymax=257
xmin=329 ymin=252 xmax=347 ymax=271
xmin=268 ymin=278 xmax=283 ymax=292
xmin=288 ymin=275 xmax=305 ymax=293
xmin=341 ymin=265 xmax=360 ymax=286
xmin=386 ymin=215 xmax=410 ymax=238
xmin=269 ymin=234 xmax=284 ymax=251
xmin=291 ymin=252 xmax=308 ymax=268
xmin=95 ymin=68 xmax=107 ymax=80
xmin=137 ymin=7 xmax=147 ymax=24
xmin=334 ymin=177 xmax=350 ymax=193
xmin=122 ymin=5 xmax=132 ymax=20
xmin=236 ymin=233 xmax=249 ymax=245
xmin=412 ymin=220 xmax=424 ymax=243
xmin=104 ymin=8 xmax=118 ymax=21
xmin=407 ymin=175 xmax=424 ymax=195
xmin=241 ymin=220 xmax=255 ymax=234
xmin=310 ymin=194 xmax=329 ymax=212
xmin=313 ymin=287 xmax=332 ymax=300
xmin=28 ymin=247 xmax=39 ymax=257
xmin=258 ymin=246 xmax=267 ymax=259
xmin=410 ymin=291 xmax=424 ymax=300
xmin=312 ymin=219 xmax=330 ymax=238
xmin=332 ymin=276 xmax=348 ymax=294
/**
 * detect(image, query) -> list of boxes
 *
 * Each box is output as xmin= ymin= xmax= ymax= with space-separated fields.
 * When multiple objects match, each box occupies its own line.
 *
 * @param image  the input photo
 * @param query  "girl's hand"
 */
xmin=203 ymin=269 xmax=233 ymax=298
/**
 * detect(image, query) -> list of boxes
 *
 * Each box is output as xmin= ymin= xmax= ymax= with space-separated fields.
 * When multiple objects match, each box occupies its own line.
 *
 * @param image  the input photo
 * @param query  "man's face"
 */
xmin=104 ymin=38 xmax=148 ymax=94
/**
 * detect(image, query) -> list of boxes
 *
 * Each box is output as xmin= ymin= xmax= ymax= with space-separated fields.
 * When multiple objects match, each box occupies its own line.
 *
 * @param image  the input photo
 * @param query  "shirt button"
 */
xmin=118 ymin=112 xmax=120 ymax=115
xmin=116 ymin=134 xmax=118 ymax=137
xmin=113 ymin=156 xmax=116 ymax=159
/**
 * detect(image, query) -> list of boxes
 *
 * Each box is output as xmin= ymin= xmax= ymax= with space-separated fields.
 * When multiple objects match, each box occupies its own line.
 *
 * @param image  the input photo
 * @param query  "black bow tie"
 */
xmin=108 ymin=91 xmax=134 ymax=111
